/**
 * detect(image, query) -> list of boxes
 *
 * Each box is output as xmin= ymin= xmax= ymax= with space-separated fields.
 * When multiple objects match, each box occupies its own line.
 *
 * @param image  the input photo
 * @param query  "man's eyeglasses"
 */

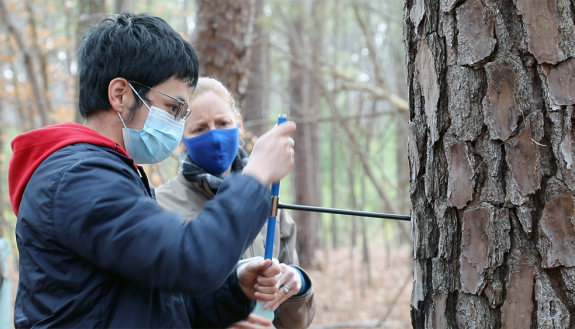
xmin=129 ymin=81 xmax=191 ymax=121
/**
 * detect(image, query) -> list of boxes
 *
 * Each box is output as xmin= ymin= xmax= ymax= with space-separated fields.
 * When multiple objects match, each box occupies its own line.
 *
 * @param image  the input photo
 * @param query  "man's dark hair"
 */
xmin=78 ymin=13 xmax=199 ymax=118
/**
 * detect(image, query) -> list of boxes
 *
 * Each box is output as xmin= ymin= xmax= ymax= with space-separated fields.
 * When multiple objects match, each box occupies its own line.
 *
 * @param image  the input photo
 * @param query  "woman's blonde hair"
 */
xmin=189 ymin=77 xmax=239 ymax=114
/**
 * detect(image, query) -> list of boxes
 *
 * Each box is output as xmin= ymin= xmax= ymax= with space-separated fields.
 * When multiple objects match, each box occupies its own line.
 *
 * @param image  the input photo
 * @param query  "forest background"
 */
xmin=0 ymin=0 xmax=412 ymax=328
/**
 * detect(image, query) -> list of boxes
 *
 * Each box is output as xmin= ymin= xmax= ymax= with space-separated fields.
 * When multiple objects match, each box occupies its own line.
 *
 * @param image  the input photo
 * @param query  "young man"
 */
xmin=8 ymin=13 xmax=296 ymax=328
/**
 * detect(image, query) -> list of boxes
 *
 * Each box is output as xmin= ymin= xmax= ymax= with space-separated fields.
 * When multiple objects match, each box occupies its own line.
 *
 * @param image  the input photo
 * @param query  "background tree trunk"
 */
xmin=192 ymin=0 xmax=256 ymax=103
xmin=9 ymin=59 xmax=29 ymax=132
xmin=241 ymin=0 xmax=270 ymax=151
xmin=74 ymin=0 xmax=106 ymax=123
xmin=330 ymin=131 xmax=339 ymax=249
xmin=115 ymin=0 xmax=131 ymax=13
xmin=287 ymin=0 xmax=322 ymax=269
xmin=406 ymin=0 xmax=575 ymax=327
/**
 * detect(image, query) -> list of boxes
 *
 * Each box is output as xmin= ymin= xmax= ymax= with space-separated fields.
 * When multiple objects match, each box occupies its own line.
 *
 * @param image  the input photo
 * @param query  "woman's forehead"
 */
xmin=189 ymin=92 xmax=233 ymax=113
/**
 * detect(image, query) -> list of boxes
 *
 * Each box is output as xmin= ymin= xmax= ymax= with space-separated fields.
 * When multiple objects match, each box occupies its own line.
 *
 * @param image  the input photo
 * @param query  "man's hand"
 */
xmin=263 ymin=263 xmax=302 ymax=311
xmin=228 ymin=314 xmax=274 ymax=329
xmin=243 ymin=121 xmax=296 ymax=186
xmin=237 ymin=258 xmax=282 ymax=301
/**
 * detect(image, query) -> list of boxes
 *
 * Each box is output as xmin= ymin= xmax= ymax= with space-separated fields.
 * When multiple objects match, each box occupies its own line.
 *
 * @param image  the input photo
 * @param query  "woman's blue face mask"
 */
xmin=183 ymin=125 xmax=239 ymax=175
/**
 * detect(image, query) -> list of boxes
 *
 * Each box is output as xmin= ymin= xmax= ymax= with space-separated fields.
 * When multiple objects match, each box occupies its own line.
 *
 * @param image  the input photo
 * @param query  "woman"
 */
xmin=156 ymin=77 xmax=315 ymax=329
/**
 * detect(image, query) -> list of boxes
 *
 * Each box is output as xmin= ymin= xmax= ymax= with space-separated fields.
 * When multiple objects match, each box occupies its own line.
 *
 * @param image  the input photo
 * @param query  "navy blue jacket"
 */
xmin=9 ymin=123 xmax=272 ymax=328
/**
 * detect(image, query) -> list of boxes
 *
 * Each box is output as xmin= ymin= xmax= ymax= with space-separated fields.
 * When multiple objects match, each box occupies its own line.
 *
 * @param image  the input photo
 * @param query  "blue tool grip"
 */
xmin=264 ymin=114 xmax=287 ymax=260
xmin=264 ymin=216 xmax=276 ymax=260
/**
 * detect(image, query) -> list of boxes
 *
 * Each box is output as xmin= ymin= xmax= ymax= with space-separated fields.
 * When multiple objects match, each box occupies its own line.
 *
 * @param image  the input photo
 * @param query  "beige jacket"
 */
xmin=155 ymin=172 xmax=315 ymax=328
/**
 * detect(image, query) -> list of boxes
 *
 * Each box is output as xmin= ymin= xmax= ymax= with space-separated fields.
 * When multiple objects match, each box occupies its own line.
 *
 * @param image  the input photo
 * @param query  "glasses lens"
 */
xmin=174 ymin=102 xmax=186 ymax=120
xmin=130 ymin=81 xmax=188 ymax=120
xmin=181 ymin=108 xmax=191 ymax=121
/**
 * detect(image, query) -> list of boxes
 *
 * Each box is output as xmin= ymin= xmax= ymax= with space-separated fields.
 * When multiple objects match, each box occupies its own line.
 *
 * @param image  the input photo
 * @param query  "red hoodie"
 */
xmin=9 ymin=122 xmax=134 ymax=216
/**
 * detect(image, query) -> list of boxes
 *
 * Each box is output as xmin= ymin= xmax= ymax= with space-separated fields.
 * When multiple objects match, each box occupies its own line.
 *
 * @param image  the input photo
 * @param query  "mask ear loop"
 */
xmin=129 ymin=83 xmax=152 ymax=111
xmin=118 ymin=112 xmax=128 ymax=128
xmin=121 ymin=83 xmax=152 ymax=129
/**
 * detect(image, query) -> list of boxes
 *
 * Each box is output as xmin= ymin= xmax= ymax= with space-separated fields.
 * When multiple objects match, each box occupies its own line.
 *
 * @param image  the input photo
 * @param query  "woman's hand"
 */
xmin=228 ymin=314 xmax=274 ymax=329
xmin=236 ymin=258 xmax=282 ymax=301
xmin=263 ymin=263 xmax=302 ymax=311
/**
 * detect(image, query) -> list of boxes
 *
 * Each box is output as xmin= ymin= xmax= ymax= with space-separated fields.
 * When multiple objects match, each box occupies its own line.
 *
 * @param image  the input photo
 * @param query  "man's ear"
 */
xmin=180 ymin=139 xmax=187 ymax=152
xmin=237 ymin=113 xmax=244 ymax=137
xmin=108 ymin=78 xmax=133 ymax=114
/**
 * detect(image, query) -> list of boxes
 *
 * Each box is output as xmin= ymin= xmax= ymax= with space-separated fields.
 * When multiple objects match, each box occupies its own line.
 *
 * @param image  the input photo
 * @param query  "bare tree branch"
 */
xmin=25 ymin=0 xmax=53 ymax=113
xmin=353 ymin=0 xmax=409 ymax=111
xmin=270 ymin=3 xmax=409 ymax=113
xmin=272 ymin=48 xmax=409 ymax=113
xmin=352 ymin=0 xmax=385 ymax=87
xmin=0 ymin=0 xmax=50 ymax=126
xmin=317 ymin=76 xmax=401 ymax=215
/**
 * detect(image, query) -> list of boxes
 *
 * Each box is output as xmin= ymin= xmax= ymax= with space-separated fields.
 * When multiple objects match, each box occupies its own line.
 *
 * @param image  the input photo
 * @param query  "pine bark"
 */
xmin=192 ymin=0 xmax=256 ymax=103
xmin=406 ymin=0 xmax=575 ymax=327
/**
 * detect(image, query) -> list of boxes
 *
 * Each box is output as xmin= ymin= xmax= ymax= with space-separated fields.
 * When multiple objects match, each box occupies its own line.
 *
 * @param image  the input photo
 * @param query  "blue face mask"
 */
xmin=119 ymin=88 xmax=185 ymax=164
xmin=183 ymin=126 xmax=239 ymax=175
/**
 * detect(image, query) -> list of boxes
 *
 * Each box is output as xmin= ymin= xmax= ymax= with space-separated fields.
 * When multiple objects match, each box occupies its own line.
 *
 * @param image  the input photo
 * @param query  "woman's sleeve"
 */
xmin=273 ymin=267 xmax=316 ymax=329
xmin=278 ymin=209 xmax=300 ymax=266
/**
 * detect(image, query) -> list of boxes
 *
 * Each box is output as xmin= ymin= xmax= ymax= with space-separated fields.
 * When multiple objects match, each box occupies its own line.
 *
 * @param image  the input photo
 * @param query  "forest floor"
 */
xmin=307 ymin=245 xmax=412 ymax=329
xmin=5 ymin=245 xmax=413 ymax=329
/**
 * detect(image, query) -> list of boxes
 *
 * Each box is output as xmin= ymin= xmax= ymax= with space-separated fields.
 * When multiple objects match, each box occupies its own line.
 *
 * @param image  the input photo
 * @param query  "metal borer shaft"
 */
xmin=277 ymin=203 xmax=411 ymax=221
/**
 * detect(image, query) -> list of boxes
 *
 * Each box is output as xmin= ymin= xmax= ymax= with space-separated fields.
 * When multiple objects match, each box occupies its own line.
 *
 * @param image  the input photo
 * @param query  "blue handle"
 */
xmin=264 ymin=217 xmax=276 ymax=260
xmin=264 ymin=114 xmax=287 ymax=260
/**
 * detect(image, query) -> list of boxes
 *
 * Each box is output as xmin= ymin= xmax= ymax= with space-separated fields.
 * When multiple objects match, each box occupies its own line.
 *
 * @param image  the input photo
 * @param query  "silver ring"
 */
xmin=283 ymin=285 xmax=290 ymax=293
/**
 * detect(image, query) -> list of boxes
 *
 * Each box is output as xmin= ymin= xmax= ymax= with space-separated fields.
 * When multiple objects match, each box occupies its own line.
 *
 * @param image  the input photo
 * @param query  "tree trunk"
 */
xmin=192 ymin=0 xmax=256 ymax=103
xmin=406 ymin=0 xmax=575 ymax=327
xmin=330 ymin=128 xmax=339 ymax=249
xmin=9 ymin=60 xmax=30 ymax=132
xmin=346 ymin=152 xmax=359 ymax=252
xmin=242 ymin=0 xmax=270 ymax=150
xmin=24 ymin=1 xmax=50 ymax=98
xmin=360 ymin=172 xmax=371 ymax=295
xmin=75 ymin=0 xmax=106 ymax=123
xmin=288 ymin=0 xmax=322 ymax=269
xmin=115 ymin=0 xmax=131 ymax=13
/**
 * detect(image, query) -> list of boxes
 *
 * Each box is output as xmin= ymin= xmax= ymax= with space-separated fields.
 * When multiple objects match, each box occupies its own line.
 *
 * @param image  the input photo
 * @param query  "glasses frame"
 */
xmin=129 ymin=81 xmax=191 ymax=121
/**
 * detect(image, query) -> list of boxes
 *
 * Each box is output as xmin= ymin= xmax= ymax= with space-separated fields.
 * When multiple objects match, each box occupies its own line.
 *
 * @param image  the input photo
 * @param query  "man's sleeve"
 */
xmin=53 ymin=157 xmax=271 ymax=295
xmin=184 ymin=269 xmax=256 ymax=328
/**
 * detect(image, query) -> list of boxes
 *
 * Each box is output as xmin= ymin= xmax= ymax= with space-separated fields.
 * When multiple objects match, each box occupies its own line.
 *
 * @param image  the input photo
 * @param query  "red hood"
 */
xmin=8 ymin=122 xmax=134 ymax=216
